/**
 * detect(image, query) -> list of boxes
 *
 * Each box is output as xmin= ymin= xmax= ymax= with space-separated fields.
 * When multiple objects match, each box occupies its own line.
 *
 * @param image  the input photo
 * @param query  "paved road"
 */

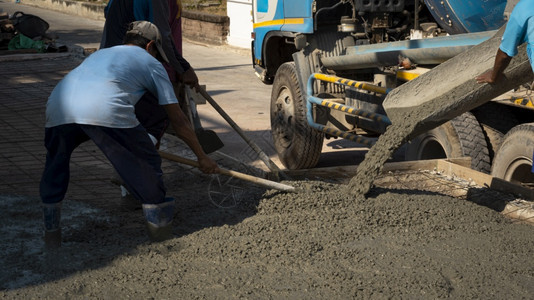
xmin=0 ymin=1 xmax=382 ymax=172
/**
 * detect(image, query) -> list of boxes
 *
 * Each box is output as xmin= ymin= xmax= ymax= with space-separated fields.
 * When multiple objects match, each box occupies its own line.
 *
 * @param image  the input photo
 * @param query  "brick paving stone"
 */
xmin=0 ymin=55 xmax=119 ymax=203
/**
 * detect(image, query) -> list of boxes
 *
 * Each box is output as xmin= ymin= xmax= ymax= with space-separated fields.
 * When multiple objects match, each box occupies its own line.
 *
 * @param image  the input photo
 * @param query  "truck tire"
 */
xmin=491 ymin=123 xmax=534 ymax=185
xmin=270 ymin=62 xmax=324 ymax=169
xmin=405 ymin=112 xmax=491 ymax=173
xmin=472 ymin=102 xmax=519 ymax=163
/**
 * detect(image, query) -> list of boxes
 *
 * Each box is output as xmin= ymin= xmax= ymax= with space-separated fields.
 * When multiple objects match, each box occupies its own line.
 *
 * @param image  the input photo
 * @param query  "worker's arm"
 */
xmin=476 ymin=49 xmax=513 ymax=84
xmin=177 ymin=67 xmax=200 ymax=91
xmin=163 ymin=103 xmax=219 ymax=174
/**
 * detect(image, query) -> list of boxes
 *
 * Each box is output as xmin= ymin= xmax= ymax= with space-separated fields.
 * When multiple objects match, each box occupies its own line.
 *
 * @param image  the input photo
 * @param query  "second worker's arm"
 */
xmin=476 ymin=48 xmax=513 ymax=84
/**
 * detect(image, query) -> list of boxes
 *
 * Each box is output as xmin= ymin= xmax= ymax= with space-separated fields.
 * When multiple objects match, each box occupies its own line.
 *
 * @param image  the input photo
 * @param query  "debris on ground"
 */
xmin=0 ymin=10 xmax=67 ymax=55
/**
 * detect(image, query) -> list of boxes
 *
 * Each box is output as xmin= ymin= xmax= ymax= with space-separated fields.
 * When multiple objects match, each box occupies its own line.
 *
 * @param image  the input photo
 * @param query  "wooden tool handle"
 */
xmin=159 ymin=151 xmax=296 ymax=193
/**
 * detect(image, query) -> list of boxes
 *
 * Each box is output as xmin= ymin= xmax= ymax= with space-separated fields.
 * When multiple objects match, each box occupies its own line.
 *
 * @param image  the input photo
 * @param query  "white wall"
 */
xmin=227 ymin=0 xmax=253 ymax=48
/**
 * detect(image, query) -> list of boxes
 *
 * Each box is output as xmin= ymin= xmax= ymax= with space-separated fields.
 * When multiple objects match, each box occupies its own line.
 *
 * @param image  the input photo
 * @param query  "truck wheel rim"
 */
xmin=273 ymin=86 xmax=296 ymax=149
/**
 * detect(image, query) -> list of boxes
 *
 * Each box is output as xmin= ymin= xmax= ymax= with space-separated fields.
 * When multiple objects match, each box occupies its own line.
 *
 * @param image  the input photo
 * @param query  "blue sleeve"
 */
xmin=500 ymin=15 xmax=527 ymax=57
xmin=133 ymin=0 xmax=153 ymax=22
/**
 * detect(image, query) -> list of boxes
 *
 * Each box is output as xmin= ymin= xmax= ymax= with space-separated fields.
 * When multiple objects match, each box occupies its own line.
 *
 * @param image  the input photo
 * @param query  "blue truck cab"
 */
xmin=252 ymin=0 xmax=314 ymax=82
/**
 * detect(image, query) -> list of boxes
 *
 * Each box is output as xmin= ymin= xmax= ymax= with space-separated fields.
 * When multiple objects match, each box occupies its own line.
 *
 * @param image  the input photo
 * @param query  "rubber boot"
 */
xmin=43 ymin=203 xmax=61 ymax=250
xmin=142 ymin=197 xmax=175 ymax=242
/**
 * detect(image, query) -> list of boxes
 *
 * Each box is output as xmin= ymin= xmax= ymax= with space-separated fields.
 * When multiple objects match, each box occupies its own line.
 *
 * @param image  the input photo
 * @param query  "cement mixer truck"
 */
xmin=251 ymin=0 xmax=534 ymax=186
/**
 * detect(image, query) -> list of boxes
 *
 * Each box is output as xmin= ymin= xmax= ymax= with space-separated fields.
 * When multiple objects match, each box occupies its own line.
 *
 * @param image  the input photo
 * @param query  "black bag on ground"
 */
xmin=10 ymin=11 xmax=49 ymax=38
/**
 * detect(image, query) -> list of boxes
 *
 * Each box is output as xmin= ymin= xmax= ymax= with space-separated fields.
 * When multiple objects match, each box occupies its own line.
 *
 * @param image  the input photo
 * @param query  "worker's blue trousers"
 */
xmin=40 ymin=124 xmax=166 ymax=205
